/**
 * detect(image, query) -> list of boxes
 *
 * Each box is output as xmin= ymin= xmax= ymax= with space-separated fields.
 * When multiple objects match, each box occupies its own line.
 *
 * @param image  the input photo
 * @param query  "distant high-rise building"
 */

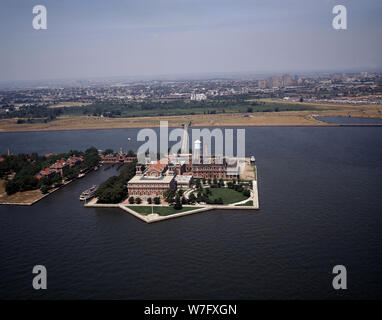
xmin=257 ymin=80 xmax=266 ymax=89
xmin=282 ymin=74 xmax=293 ymax=86
xmin=266 ymin=76 xmax=281 ymax=88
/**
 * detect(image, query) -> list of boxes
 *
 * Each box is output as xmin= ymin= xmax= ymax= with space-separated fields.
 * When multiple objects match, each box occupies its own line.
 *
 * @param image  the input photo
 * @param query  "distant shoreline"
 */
xmin=0 ymin=122 xmax=340 ymax=133
xmin=1 ymin=101 xmax=382 ymax=133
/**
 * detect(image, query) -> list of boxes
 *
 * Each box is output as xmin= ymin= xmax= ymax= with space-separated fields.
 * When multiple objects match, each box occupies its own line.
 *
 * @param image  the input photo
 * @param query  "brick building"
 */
xmin=127 ymin=164 xmax=176 ymax=198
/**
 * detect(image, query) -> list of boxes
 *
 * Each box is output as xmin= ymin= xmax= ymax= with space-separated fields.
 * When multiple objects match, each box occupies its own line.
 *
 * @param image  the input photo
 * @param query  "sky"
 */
xmin=0 ymin=0 xmax=381 ymax=81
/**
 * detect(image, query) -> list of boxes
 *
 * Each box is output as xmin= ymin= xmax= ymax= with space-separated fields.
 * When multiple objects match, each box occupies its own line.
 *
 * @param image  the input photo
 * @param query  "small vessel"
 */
xmin=128 ymin=138 xmax=131 ymax=141
xmin=94 ymin=166 xmax=99 ymax=171
xmin=250 ymin=156 xmax=256 ymax=163
xmin=78 ymin=173 xmax=85 ymax=178
xmin=79 ymin=185 xmax=97 ymax=201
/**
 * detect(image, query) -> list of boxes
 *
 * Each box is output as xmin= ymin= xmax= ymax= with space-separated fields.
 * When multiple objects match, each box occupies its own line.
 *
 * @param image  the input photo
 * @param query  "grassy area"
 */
xmin=55 ymin=99 xmax=319 ymax=119
xmin=236 ymin=200 xmax=254 ymax=206
xmin=0 ymin=179 xmax=45 ymax=204
xmin=208 ymin=188 xmax=247 ymax=204
xmin=127 ymin=206 xmax=199 ymax=216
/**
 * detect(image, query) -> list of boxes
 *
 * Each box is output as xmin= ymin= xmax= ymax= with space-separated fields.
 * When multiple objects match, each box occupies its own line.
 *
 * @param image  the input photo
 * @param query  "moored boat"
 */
xmin=79 ymin=185 xmax=97 ymax=201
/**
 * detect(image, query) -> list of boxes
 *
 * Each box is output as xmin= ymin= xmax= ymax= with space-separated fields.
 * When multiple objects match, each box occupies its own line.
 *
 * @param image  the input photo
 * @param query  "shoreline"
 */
xmin=0 ymin=167 xmax=95 ymax=206
xmin=1 ymin=114 xmax=382 ymax=133
xmin=1 ymin=97 xmax=381 ymax=133
xmin=2 ymin=121 xmax=382 ymax=134
xmin=0 ymin=123 xmax=340 ymax=133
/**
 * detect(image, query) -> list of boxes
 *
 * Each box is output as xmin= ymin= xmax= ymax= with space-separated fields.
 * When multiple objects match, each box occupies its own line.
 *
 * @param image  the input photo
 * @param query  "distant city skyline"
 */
xmin=1 ymin=0 xmax=381 ymax=82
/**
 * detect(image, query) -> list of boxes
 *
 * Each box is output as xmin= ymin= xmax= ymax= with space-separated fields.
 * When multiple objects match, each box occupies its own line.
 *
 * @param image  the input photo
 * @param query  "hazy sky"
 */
xmin=0 ymin=0 xmax=381 ymax=81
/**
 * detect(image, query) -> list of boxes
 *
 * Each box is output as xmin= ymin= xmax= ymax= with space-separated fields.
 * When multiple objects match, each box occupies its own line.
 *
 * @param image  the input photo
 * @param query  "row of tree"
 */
xmin=128 ymin=196 xmax=161 ymax=205
xmin=95 ymin=160 xmax=137 ymax=203
xmin=2 ymin=147 xmax=100 ymax=195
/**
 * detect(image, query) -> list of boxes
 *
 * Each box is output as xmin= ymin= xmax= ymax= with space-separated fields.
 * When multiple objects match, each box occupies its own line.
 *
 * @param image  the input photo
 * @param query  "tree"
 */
xmin=154 ymin=197 xmax=161 ymax=205
xmin=135 ymin=197 xmax=141 ymax=204
xmin=163 ymin=189 xmax=176 ymax=202
xmin=40 ymin=184 xmax=49 ymax=194
xmin=95 ymin=161 xmax=135 ymax=203
xmin=128 ymin=196 xmax=135 ymax=204
xmin=127 ymin=150 xmax=136 ymax=157
xmin=5 ymin=180 xmax=19 ymax=195
xmin=243 ymin=189 xmax=250 ymax=197
xmin=174 ymin=198 xmax=182 ymax=210
xmin=189 ymin=193 xmax=196 ymax=204
xmin=103 ymin=149 xmax=113 ymax=155
xmin=147 ymin=197 xmax=152 ymax=204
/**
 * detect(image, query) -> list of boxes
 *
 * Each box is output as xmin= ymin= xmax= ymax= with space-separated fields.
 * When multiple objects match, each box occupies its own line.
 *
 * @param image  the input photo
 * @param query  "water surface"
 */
xmin=0 ymin=126 xmax=381 ymax=299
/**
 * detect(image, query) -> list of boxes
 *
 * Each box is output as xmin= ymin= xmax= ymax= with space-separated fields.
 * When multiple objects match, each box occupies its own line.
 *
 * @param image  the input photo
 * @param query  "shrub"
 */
xmin=40 ymin=184 xmax=49 ymax=194
xmin=242 ymin=189 xmax=250 ymax=197
xmin=5 ymin=180 xmax=19 ymax=195
xmin=174 ymin=199 xmax=182 ymax=210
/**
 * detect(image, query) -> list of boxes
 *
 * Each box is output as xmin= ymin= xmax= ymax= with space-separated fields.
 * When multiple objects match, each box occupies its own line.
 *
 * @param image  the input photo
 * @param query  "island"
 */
xmin=0 ymin=144 xmax=259 ymax=223
xmin=86 ymin=141 xmax=259 ymax=223
xmin=0 ymin=147 xmax=101 ymax=205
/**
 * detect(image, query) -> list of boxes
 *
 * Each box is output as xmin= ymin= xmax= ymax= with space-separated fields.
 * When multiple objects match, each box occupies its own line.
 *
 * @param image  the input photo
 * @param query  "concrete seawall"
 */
xmin=85 ymin=202 xmax=259 ymax=224
xmin=253 ymin=180 xmax=259 ymax=209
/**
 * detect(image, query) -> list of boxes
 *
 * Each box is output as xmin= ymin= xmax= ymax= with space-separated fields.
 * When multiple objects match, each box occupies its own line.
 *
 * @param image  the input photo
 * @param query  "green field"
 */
xmin=3 ymin=97 xmax=320 ymax=122
xmin=60 ymin=101 xmax=317 ymax=118
xmin=236 ymin=200 xmax=254 ymax=206
xmin=208 ymin=188 xmax=247 ymax=204
xmin=127 ymin=206 xmax=199 ymax=216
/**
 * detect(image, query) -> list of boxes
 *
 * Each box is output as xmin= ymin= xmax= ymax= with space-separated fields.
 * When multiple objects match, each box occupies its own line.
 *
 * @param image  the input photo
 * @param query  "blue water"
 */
xmin=316 ymin=116 xmax=382 ymax=125
xmin=0 ymin=126 xmax=381 ymax=299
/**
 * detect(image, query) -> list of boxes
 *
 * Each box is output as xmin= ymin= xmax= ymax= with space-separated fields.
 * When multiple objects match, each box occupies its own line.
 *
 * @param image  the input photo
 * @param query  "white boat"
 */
xmin=79 ymin=185 xmax=97 ymax=201
xmin=78 ymin=173 xmax=85 ymax=178
xmin=250 ymin=156 xmax=256 ymax=163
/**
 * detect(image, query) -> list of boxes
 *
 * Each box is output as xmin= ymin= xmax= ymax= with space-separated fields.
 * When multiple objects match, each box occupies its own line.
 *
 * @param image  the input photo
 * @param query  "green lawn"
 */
xmin=127 ymin=206 xmax=200 ymax=216
xmin=208 ymin=188 xmax=247 ymax=204
xmin=236 ymin=200 xmax=254 ymax=206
